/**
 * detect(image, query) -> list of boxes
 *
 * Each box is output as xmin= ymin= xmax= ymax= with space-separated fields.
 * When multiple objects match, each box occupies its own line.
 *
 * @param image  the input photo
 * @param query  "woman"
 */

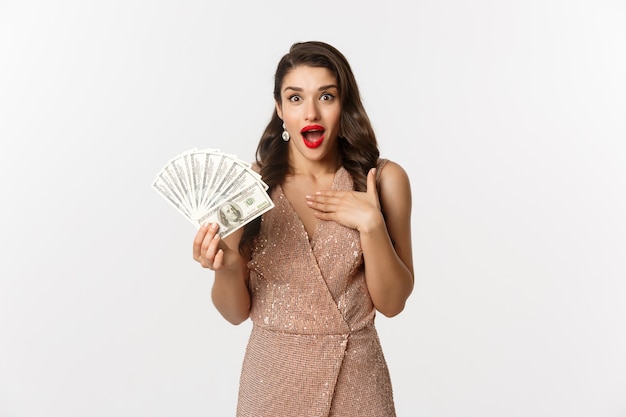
xmin=193 ymin=41 xmax=414 ymax=416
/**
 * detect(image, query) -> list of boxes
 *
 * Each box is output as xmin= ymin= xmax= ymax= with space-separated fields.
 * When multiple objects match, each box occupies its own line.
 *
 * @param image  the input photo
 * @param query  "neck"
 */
xmin=288 ymin=154 xmax=342 ymax=179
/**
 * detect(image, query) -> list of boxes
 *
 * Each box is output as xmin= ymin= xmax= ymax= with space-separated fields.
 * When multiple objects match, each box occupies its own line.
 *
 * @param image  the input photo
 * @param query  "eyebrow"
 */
xmin=282 ymin=84 xmax=339 ymax=93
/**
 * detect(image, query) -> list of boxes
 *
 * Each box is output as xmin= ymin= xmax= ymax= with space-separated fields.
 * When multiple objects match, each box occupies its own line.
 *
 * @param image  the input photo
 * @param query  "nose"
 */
xmin=304 ymin=100 xmax=320 ymax=121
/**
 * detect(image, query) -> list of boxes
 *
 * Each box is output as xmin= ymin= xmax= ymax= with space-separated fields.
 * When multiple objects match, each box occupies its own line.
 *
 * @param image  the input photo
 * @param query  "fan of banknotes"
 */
xmin=152 ymin=148 xmax=274 ymax=237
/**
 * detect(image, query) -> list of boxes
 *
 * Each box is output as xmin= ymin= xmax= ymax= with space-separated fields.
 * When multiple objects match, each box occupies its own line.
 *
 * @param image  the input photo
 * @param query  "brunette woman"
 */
xmin=193 ymin=41 xmax=414 ymax=416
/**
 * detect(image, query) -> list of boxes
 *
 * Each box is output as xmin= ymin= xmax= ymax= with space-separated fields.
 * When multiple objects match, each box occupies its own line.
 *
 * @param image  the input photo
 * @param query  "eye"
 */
xmin=288 ymin=94 xmax=301 ymax=102
xmin=320 ymin=93 xmax=335 ymax=101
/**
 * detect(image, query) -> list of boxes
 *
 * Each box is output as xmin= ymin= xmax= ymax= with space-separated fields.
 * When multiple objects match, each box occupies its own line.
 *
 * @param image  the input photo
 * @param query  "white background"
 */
xmin=1 ymin=1 xmax=625 ymax=416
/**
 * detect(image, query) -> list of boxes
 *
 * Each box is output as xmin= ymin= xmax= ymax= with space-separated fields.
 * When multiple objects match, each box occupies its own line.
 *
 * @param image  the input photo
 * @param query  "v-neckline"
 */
xmin=277 ymin=167 xmax=343 ymax=246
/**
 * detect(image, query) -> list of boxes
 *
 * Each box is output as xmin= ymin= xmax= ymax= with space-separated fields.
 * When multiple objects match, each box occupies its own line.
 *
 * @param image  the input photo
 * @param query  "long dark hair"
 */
xmin=239 ymin=41 xmax=380 ymax=254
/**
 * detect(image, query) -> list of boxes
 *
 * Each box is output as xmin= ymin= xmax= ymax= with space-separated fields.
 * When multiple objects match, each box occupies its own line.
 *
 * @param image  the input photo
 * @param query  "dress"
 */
xmin=238 ymin=161 xmax=395 ymax=417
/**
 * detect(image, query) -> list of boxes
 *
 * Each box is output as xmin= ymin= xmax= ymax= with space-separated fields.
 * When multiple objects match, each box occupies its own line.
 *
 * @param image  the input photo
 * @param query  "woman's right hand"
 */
xmin=192 ymin=222 xmax=251 ymax=324
xmin=193 ymin=222 xmax=226 ymax=270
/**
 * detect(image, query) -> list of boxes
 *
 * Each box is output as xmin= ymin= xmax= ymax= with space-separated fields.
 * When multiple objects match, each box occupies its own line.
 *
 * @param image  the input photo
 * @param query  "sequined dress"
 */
xmin=237 ymin=162 xmax=396 ymax=417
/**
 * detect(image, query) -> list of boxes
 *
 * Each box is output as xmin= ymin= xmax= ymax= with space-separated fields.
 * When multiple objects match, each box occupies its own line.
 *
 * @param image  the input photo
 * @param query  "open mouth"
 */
xmin=301 ymin=125 xmax=325 ymax=149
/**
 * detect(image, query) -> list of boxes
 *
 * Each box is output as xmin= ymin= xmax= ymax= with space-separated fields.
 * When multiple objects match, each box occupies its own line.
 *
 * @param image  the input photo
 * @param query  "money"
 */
xmin=152 ymin=148 xmax=274 ymax=238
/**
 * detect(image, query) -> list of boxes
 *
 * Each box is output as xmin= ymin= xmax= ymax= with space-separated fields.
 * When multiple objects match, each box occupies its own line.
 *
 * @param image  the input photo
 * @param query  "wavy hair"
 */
xmin=239 ymin=41 xmax=380 ymax=254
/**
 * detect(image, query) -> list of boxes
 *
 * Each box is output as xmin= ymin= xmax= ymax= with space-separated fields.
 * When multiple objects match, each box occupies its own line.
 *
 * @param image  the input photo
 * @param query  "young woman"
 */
xmin=193 ymin=41 xmax=414 ymax=416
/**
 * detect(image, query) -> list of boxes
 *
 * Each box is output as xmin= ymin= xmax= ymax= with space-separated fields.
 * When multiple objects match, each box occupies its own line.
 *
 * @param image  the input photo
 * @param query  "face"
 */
xmin=221 ymin=204 xmax=239 ymax=222
xmin=276 ymin=65 xmax=342 ymax=165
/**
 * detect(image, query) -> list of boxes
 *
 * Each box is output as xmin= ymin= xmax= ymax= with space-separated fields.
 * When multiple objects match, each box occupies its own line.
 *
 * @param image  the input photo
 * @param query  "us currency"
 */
xmin=200 ymin=152 xmax=232 ymax=209
xmin=167 ymin=153 xmax=196 ymax=216
xmin=191 ymin=150 xmax=221 ymax=213
xmin=152 ymin=158 xmax=196 ymax=223
xmin=153 ymin=148 xmax=274 ymax=231
xmin=196 ymin=179 xmax=275 ymax=238
xmin=205 ymin=159 xmax=250 ymax=209
xmin=152 ymin=175 xmax=196 ymax=226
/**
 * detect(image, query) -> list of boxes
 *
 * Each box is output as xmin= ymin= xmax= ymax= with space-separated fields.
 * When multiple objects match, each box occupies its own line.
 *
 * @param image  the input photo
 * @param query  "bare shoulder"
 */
xmin=378 ymin=160 xmax=412 ymax=200
xmin=377 ymin=160 xmax=413 ymax=266
xmin=378 ymin=160 xmax=411 ymax=222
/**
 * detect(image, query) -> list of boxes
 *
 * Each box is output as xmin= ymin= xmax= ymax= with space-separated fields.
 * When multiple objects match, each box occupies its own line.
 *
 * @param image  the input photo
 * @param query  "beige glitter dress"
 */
xmin=237 ymin=161 xmax=396 ymax=417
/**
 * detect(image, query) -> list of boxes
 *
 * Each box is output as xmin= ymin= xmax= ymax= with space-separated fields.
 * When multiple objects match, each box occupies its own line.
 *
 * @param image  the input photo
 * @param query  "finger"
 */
xmin=367 ymin=168 xmax=378 ymax=198
xmin=207 ymin=233 xmax=222 ymax=260
xmin=200 ymin=223 xmax=220 ymax=258
xmin=311 ymin=208 xmax=336 ymax=223
xmin=212 ymin=249 xmax=225 ymax=269
xmin=198 ymin=234 xmax=221 ymax=269
xmin=306 ymin=192 xmax=342 ymax=206
xmin=193 ymin=223 xmax=210 ymax=260
xmin=306 ymin=197 xmax=338 ymax=213
xmin=307 ymin=190 xmax=344 ymax=199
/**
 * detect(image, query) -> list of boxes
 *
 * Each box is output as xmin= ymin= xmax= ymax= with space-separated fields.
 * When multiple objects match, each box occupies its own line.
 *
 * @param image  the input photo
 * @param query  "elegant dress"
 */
xmin=237 ymin=162 xmax=396 ymax=417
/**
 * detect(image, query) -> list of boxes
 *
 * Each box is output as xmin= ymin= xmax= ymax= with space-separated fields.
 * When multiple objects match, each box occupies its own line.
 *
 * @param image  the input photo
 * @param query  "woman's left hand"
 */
xmin=305 ymin=168 xmax=383 ymax=232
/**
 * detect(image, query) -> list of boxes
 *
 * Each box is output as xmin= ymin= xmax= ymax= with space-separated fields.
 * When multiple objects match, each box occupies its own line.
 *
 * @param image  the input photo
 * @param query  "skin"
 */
xmin=193 ymin=65 xmax=414 ymax=324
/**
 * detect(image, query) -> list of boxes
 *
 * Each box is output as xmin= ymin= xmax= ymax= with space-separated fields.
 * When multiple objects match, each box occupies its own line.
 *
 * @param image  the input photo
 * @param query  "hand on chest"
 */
xmin=281 ymin=172 xmax=336 ymax=238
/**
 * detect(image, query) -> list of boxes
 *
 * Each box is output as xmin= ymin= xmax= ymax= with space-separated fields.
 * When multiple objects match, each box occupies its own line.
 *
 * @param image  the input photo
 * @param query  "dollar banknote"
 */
xmin=152 ymin=148 xmax=274 ymax=236
xmin=197 ymin=180 xmax=274 ymax=238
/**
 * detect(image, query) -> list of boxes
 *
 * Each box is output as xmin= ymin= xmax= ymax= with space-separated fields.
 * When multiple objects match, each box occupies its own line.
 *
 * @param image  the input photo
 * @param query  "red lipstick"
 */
xmin=301 ymin=125 xmax=325 ymax=149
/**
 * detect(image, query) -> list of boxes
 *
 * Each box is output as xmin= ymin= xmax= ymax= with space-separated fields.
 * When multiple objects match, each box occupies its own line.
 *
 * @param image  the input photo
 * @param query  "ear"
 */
xmin=275 ymin=100 xmax=283 ymax=120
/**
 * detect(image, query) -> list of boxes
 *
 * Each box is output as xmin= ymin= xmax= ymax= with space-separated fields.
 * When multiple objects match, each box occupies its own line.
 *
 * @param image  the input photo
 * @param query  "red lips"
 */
xmin=301 ymin=125 xmax=325 ymax=149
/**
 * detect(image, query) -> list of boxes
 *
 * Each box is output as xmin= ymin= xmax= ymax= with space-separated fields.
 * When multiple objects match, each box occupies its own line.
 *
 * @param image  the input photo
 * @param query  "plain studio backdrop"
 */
xmin=1 ymin=1 xmax=625 ymax=416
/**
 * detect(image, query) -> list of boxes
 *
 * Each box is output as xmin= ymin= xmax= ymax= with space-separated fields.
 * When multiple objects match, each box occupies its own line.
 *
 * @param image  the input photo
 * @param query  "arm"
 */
xmin=305 ymin=162 xmax=414 ymax=317
xmin=360 ymin=162 xmax=414 ymax=317
xmin=193 ymin=223 xmax=251 ymax=325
